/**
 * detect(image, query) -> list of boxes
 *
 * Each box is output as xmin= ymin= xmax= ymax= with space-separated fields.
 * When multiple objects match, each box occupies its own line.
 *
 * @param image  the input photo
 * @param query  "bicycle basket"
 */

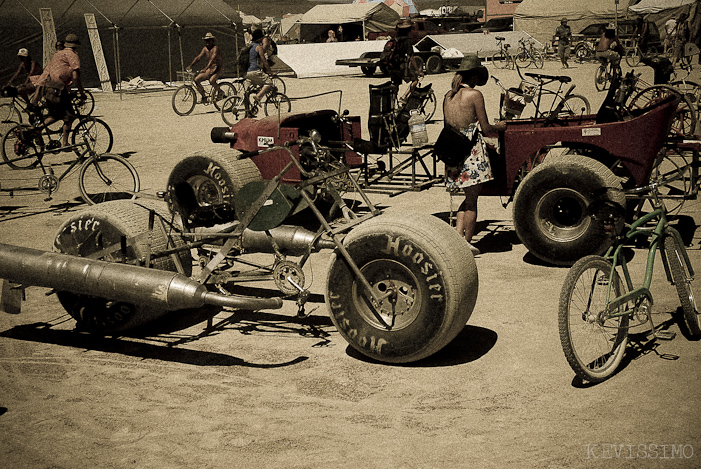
xmin=177 ymin=70 xmax=195 ymax=82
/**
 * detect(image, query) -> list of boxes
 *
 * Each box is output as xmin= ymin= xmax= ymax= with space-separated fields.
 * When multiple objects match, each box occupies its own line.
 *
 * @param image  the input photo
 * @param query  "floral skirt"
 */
xmin=445 ymin=123 xmax=493 ymax=191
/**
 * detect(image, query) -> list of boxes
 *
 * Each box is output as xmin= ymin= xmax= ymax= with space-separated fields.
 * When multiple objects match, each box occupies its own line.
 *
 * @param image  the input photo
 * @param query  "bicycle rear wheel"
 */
xmin=558 ymin=94 xmax=591 ymax=118
xmin=78 ymin=153 xmax=140 ymax=205
xmin=0 ymin=103 xmax=22 ymax=137
xmin=1 ymin=123 xmax=42 ymax=169
xmin=212 ymin=82 xmax=237 ymax=111
xmin=271 ymin=76 xmax=286 ymax=95
xmin=264 ymin=92 xmax=292 ymax=117
xmin=559 ymin=255 xmax=630 ymax=383
xmin=663 ymin=233 xmax=699 ymax=336
xmin=628 ymin=85 xmax=697 ymax=137
xmin=625 ymin=47 xmax=643 ymax=67
xmin=172 ymin=85 xmax=197 ymax=116
xmin=220 ymin=95 xmax=245 ymax=126
xmin=71 ymin=117 xmax=114 ymax=155
xmin=532 ymin=50 xmax=545 ymax=69
xmin=594 ymin=64 xmax=610 ymax=92
xmin=492 ymin=51 xmax=508 ymax=69
xmin=515 ymin=47 xmax=530 ymax=68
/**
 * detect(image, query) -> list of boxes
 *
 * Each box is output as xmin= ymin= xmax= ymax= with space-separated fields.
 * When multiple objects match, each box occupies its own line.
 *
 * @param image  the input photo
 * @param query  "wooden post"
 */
xmin=39 ymin=8 xmax=57 ymax=67
xmin=85 ymin=13 xmax=113 ymax=92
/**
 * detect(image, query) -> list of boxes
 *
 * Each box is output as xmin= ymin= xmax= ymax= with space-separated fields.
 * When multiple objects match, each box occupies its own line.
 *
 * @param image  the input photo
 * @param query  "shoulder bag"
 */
xmin=433 ymin=125 xmax=477 ymax=167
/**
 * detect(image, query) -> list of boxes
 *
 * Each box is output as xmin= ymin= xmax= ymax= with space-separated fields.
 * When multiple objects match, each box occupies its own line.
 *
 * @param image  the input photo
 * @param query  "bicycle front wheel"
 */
xmin=78 ymin=153 xmax=140 ymax=205
xmin=271 ymin=76 xmax=286 ymax=95
xmin=628 ymin=85 xmax=697 ymax=137
xmin=264 ymin=92 xmax=292 ymax=117
xmin=594 ymin=65 xmax=609 ymax=92
xmin=663 ymin=233 xmax=700 ymax=336
xmin=532 ymin=50 xmax=545 ymax=69
xmin=559 ymin=255 xmax=630 ymax=383
xmin=212 ymin=82 xmax=237 ymax=111
xmin=72 ymin=89 xmax=95 ymax=116
xmin=172 ymin=85 xmax=197 ymax=116
xmin=71 ymin=117 xmax=114 ymax=155
xmin=625 ymin=47 xmax=643 ymax=67
xmin=558 ymin=94 xmax=591 ymax=118
xmin=1 ymin=123 xmax=41 ymax=169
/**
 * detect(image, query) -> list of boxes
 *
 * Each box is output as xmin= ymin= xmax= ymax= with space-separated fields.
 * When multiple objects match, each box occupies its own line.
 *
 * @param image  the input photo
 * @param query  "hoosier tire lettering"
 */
xmin=326 ymin=213 xmax=477 ymax=363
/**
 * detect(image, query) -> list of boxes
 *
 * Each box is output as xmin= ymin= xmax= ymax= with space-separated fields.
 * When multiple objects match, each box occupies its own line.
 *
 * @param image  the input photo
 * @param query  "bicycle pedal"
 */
xmin=654 ymin=330 xmax=676 ymax=340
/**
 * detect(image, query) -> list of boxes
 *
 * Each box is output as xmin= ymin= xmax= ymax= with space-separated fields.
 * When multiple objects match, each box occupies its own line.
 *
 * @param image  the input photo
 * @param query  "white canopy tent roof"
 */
xmin=629 ymin=0 xmax=695 ymax=14
xmin=293 ymin=3 xmax=400 ymax=42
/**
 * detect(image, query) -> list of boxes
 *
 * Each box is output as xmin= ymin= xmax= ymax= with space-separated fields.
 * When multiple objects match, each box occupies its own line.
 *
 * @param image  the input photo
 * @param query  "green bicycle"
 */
xmin=558 ymin=166 xmax=699 ymax=383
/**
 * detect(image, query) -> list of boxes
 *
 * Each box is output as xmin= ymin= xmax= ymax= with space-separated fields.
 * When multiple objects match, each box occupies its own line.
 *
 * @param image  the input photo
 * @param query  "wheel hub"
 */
xmin=535 ymin=188 xmax=590 ymax=242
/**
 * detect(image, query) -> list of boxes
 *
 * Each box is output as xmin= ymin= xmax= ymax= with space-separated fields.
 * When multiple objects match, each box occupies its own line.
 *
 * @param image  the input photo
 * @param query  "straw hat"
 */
xmin=456 ymin=55 xmax=489 ymax=86
xmin=397 ymin=19 xmax=412 ymax=29
xmin=202 ymin=32 xmax=216 ymax=41
xmin=17 ymin=48 xmax=29 ymax=57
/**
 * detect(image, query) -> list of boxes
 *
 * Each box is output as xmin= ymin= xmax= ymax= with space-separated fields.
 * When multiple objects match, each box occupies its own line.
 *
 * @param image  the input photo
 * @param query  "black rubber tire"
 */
xmin=532 ymin=50 xmax=545 ymax=69
xmin=71 ymin=117 xmax=114 ymax=155
xmin=72 ymin=89 xmax=95 ymax=116
xmin=418 ymin=89 xmax=437 ymax=122
xmin=512 ymin=154 xmax=626 ymax=266
xmin=53 ymin=199 xmax=193 ymax=333
xmin=264 ymin=92 xmax=292 ymax=117
xmin=514 ymin=47 xmax=530 ymax=68
xmin=594 ymin=64 xmax=609 ymax=92
xmin=271 ymin=76 xmax=286 ymax=95
xmin=166 ymin=148 xmax=262 ymax=214
xmin=425 ymin=55 xmax=443 ymax=74
xmin=663 ymin=233 xmax=700 ymax=336
xmin=0 ymin=103 xmax=23 ymax=137
xmin=220 ymin=95 xmax=245 ymax=126
xmin=212 ymin=82 xmax=237 ymax=111
xmin=172 ymin=84 xmax=196 ymax=116
xmin=625 ymin=47 xmax=642 ymax=67
xmin=78 ymin=153 xmax=140 ymax=205
xmin=492 ymin=51 xmax=508 ymax=69
xmin=628 ymin=85 xmax=697 ymax=137
xmin=559 ymin=94 xmax=591 ymax=117
xmin=559 ymin=255 xmax=629 ymax=383
xmin=574 ymin=43 xmax=592 ymax=61
xmin=325 ymin=213 xmax=478 ymax=363
xmin=1 ymin=123 xmax=41 ymax=169
xmin=360 ymin=65 xmax=376 ymax=76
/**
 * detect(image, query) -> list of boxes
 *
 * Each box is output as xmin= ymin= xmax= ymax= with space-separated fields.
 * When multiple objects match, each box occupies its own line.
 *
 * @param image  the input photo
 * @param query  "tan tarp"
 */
xmin=295 ymin=3 xmax=400 ymax=43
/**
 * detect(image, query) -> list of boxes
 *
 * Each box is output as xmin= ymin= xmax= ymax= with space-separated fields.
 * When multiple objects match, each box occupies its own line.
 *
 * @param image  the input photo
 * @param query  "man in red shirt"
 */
xmin=32 ymin=33 xmax=86 ymax=148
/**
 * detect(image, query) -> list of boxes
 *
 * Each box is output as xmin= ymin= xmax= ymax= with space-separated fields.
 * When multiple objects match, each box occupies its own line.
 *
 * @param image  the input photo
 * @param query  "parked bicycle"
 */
xmin=594 ymin=56 xmax=622 ymax=92
xmin=491 ymin=36 xmax=515 ymax=70
xmin=493 ymin=66 xmax=590 ymax=121
xmin=558 ymin=167 xmax=699 ymax=383
xmin=514 ymin=37 xmax=544 ymax=69
xmin=0 ymin=117 xmax=138 ymax=205
xmin=220 ymin=76 xmax=291 ymax=125
xmin=625 ymin=38 xmax=659 ymax=67
xmin=171 ymin=71 xmax=238 ymax=116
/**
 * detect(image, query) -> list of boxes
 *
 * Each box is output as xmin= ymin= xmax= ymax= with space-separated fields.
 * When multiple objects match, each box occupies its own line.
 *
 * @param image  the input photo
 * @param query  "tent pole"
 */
xmin=114 ymin=27 xmax=122 ymax=97
xmin=178 ymin=26 xmax=185 ymax=73
xmin=168 ymin=27 xmax=173 ymax=84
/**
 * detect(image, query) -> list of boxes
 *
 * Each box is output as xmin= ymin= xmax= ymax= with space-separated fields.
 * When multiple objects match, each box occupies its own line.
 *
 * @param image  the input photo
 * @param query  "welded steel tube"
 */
xmin=0 ymin=243 xmax=282 ymax=311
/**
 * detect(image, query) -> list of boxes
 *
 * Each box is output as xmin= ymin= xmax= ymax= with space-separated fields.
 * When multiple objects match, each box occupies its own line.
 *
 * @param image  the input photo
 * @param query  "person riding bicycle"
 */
xmin=5 ymin=48 xmax=43 ymax=103
xmin=30 ymin=33 xmax=86 ymax=149
xmin=187 ymin=32 xmax=223 ymax=104
xmin=595 ymin=23 xmax=624 ymax=70
xmin=245 ymin=29 xmax=274 ymax=116
xmin=386 ymin=19 xmax=423 ymax=105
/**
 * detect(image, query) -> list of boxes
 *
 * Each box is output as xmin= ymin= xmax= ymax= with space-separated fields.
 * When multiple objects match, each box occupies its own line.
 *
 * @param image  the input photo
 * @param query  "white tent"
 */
xmin=629 ymin=0 xmax=699 ymax=45
xmin=629 ymin=0 xmax=695 ymax=14
xmin=513 ymin=0 xmax=637 ymax=45
xmin=293 ymin=3 xmax=400 ymax=43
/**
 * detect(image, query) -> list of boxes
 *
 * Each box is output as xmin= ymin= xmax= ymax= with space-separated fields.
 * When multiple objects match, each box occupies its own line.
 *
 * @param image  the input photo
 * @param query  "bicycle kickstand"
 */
xmin=648 ymin=311 xmax=677 ymax=341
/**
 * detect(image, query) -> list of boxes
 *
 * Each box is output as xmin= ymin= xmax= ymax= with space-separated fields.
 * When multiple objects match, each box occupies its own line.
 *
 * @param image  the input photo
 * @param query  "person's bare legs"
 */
xmin=193 ymin=72 xmax=208 ymax=101
xmin=455 ymin=184 xmax=481 ymax=254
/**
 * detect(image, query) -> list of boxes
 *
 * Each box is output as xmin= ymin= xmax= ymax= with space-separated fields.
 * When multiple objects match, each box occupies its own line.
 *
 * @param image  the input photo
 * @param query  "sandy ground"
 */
xmin=1 ymin=58 xmax=700 ymax=468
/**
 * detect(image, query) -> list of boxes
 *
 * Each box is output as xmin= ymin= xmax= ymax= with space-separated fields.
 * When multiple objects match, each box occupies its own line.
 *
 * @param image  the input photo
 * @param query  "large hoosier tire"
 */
xmin=663 ymin=233 xmax=700 ymax=337
xmin=166 ymin=148 xmax=262 ymax=214
xmin=53 ymin=199 xmax=193 ymax=333
xmin=513 ymin=154 xmax=626 ymax=266
xmin=325 ymin=213 xmax=478 ymax=363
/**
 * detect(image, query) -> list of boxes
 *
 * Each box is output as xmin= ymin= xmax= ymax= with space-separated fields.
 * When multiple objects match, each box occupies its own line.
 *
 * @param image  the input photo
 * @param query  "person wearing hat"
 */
xmin=31 ymin=33 xmax=86 ymax=149
xmin=5 ymin=47 xmax=43 ymax=102
xmin=187 ymin=32 xmax=223 ymax=103
xmin=554 ymin=18 xmax=572 ymax=68
xmin=388 ymin=19 xmax=423 ymax=104
xmin=443 ymin=56 xmax=506 ymax=255
xmin=245 ymin=29 xmax=275 ymax=116
xmin=595 ymin=23 xmax=624 ymax=70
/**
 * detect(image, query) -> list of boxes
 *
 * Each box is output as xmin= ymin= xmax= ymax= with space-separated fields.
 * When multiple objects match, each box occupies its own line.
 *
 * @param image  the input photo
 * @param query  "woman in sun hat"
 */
xmin=443 ymin=55 xmax=506 ymax=254
xmin=5 ymin=47 xmax=43 ymax=101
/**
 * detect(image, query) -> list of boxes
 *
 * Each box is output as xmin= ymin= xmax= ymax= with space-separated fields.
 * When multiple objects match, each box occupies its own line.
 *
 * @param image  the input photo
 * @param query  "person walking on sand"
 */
xmin=187 ymin=32 xmax=223 ymax=103
xmin=554 ymin=18 xmax=572 ymax=68
xmin=443 ymin=56 xmax=506 ymax=255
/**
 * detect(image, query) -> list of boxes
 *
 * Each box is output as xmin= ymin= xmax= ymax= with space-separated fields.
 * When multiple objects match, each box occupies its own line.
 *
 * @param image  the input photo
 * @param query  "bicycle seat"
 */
xmin=525 ymin=72 xmax=572 ymax=83
xmin=496 ymin=36 xmax=505 ymax=41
